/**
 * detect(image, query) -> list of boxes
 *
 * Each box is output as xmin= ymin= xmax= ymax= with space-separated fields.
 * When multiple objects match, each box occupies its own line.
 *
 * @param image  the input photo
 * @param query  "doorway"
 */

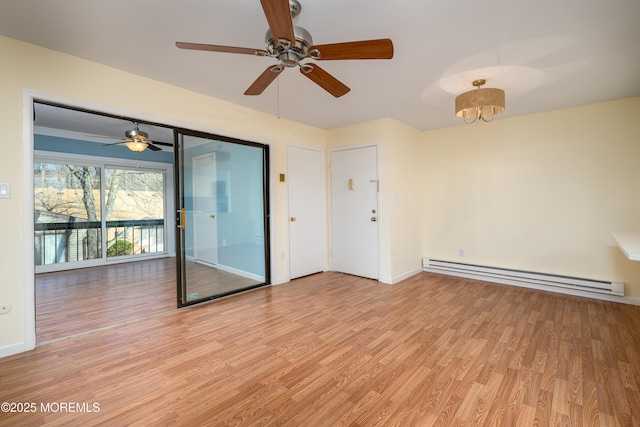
xmin=192 ymin=153 xmax=219 ymax=266
xmin=32 ymin=101 xmax=271 ymax=343
xmin=329 ymin=145 xmax=379 ymax=280
xmin=33 ymin=101 xmax=177 ymax=343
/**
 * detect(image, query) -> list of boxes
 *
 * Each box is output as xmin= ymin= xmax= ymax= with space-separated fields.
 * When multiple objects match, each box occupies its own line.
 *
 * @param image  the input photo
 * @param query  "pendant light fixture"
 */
xmin=455 ymin=79 xmax=505 ymax=123
xmin=123 ymin=122 xmax=149 ymax=152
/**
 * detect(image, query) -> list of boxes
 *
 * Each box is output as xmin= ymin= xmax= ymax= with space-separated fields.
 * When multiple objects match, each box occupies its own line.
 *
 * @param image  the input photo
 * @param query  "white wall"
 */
xmin=421 ymin=97 xmax=640 ymax=299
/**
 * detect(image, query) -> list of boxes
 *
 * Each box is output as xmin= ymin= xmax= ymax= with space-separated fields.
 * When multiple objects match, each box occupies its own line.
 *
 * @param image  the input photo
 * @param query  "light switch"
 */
xmin=0 ymin=183 xmax=10 ymax=199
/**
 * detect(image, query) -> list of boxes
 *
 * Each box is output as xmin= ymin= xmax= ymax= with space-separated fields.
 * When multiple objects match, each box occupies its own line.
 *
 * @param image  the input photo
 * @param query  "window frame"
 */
xmin=34 ymin=150 xmax=175 ymax=273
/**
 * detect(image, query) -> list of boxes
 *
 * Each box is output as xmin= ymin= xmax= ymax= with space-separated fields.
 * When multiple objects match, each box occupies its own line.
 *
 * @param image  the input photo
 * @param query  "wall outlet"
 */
xmin=0 ymin=304 xmax=12 ymax=314
xmin=458 ymin=248 xmax=465 ymax=257
xmin=0 ymin=183 xmax=10 ymax=199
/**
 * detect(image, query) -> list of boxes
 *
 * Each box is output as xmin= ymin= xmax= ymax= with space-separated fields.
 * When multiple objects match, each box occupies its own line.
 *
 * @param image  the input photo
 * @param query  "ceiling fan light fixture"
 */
xmin=455 ymin=79 xmax=505 ymax=124
xmin=125 ymin=139 xmax=148 ymax=152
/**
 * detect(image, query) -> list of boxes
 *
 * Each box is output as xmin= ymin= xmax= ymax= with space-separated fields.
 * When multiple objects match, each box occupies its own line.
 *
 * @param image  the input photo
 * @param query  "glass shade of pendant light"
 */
xmin=124 ymin=139 xmax=148 ymax=152
xmin=455 ymin=79 xmax=505 ymax=124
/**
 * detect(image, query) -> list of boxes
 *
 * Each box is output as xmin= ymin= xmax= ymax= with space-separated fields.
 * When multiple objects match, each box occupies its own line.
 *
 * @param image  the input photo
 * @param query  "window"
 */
xmin=34 ymin=154 xmax=171 ymax=272
xmin=34 ymin=162 xmax=103 ymax=265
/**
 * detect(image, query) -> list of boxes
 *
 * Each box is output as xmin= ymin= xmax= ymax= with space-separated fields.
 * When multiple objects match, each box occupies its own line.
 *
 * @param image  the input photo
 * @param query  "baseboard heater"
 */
xmin=422 ymin=258 xmax=624 ymax=297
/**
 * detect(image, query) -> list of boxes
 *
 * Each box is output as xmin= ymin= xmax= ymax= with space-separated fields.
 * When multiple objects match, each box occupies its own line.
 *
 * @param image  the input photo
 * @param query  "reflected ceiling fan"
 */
xmin=97 ymin=122 xmax=172 ymax=152
xmin=175 ymin=0 xmax=394 ymax=97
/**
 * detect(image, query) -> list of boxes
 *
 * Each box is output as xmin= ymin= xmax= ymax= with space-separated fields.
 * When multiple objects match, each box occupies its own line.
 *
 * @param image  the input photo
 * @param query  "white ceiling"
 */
xmin=32 ymin=102 xmax=175 ymax=149
xmin=2 ymin=0 xmax=639 ymax=131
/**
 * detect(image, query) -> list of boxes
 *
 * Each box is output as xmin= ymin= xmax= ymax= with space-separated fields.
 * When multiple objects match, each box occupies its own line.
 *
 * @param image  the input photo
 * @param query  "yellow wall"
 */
xmin=2 ymin=33 xmax=638 ymax=357
xmin=0 ymin=36 xmax=326 ymax=353
xmin=421 ymin=97 xmax=640 ymax=297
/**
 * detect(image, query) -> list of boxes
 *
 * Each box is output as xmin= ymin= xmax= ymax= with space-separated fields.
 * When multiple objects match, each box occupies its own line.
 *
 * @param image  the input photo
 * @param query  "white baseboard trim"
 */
xmin=189 ymin=258 xmax=265 ymax=282
xmin=214 ymin=263 xmax=264 ymax=282
xmin=380 ymin=267 xmax=423 ymax=285
xmin=0 ymin=342 xmax=29 ymax=359
xmin=272 ymin=277 xmax=290 ymax=286
xmin=424 ymin=268 xmax=640 ymax=306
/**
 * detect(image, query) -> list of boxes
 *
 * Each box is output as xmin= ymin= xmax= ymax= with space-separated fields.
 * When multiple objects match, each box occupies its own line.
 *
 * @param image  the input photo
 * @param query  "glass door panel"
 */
xmin=175 ymin=130 xmax=270 ymax=306
xmin=104 ymin=168 xmax=166 ymax=258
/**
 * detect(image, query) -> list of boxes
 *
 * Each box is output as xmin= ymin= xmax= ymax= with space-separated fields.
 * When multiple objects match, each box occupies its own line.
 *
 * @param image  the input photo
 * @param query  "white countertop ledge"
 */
xmin=611 ymin=231 xmax=640 ymax=261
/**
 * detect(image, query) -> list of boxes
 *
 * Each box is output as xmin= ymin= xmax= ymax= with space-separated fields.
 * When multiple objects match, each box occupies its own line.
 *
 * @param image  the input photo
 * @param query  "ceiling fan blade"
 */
xmin=176 ymin=42 xmax=268 ymax=56
xmin=299 ymin=64 xmax=350 ymax=98
xmin=260 ymin=0 xmax=295 ymax=44
xmin=310 ymin=39 xmax=394 ymax=60
xmin=86 ymin=134 xmax=125 ymax=140
xmin=245 ymin=65 xmax=284 ymax=96
xmin=150 ymin=141 xmax=173 ymax=147
xmin=147 ymin=144 xmax=162 ymax=152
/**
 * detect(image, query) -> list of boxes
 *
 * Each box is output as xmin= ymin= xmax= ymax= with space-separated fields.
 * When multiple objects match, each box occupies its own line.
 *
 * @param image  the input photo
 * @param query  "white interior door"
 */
xmin=288 ymin=145 xmax=325 ymax=279
xmin=193 ymin=153 xmax=217 ymax=265
xmin=330 ymin=145 xmax=379 ymax=279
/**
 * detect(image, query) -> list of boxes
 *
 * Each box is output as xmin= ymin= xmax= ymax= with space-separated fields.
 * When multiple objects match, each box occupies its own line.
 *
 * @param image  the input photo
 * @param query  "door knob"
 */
xmin=210 ymin=214 xmax=216 ymax=219
xmin=371 ymin=217 xmax=377 ymax=222
xmin=290 ymin=217 xmax=297 ymax=222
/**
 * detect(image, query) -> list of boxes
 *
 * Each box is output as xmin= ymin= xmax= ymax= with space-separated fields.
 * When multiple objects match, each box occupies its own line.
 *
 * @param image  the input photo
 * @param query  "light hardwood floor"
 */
xmin=36 ymin=258 xmax=176 ymax=343
xmin=36 ymin=258 xmax=263 ymax=343
xmin=4 ymin=271 xmax=639 ymax=426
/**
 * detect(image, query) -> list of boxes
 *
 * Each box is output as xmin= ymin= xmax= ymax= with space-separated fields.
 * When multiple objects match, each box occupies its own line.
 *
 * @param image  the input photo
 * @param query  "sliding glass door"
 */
xmin=175 ymin=130 xmax=270 ymax=306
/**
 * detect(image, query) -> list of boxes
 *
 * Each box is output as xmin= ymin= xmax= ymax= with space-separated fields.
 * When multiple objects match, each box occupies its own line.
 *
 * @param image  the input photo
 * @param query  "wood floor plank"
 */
xmin=1 ymin=271 xmax=640 ymax=426
xmin=35 ymin=258 xmax=262 ymax=343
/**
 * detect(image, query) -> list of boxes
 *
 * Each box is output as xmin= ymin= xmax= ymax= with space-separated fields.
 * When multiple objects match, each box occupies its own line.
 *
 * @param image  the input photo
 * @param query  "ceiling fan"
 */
xmin=98 ymin=122 xmax=172 ymax=152
xmin=175 ymin=0 xmax=394 ymax=98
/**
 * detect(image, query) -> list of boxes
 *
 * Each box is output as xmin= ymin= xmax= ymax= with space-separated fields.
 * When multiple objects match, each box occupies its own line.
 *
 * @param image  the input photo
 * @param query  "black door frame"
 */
xmin=173 ymin=127 xmax=271 ymax=308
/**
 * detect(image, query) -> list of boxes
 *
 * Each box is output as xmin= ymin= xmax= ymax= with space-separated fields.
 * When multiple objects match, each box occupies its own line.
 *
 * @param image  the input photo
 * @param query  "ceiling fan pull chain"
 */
xmin=276 ymin=75 xmax=281 ymax=119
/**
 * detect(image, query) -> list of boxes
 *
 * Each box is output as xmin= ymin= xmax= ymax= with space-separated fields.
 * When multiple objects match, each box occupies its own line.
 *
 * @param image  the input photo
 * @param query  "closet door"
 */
xmin=288 ymin=145 xmax=325 ymax=279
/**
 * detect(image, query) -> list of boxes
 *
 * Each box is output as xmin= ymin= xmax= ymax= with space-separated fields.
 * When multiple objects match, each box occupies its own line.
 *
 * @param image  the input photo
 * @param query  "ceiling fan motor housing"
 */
xmin=265 ymin=25 xmax=313 ymax=67
xmin=125 ymin=128 xmax=149 ymax=142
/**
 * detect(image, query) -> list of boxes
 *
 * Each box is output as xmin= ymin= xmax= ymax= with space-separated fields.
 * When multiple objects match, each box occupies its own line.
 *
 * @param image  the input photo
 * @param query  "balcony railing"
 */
xmin=35 ymin=219 xmax=165 ymax=266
